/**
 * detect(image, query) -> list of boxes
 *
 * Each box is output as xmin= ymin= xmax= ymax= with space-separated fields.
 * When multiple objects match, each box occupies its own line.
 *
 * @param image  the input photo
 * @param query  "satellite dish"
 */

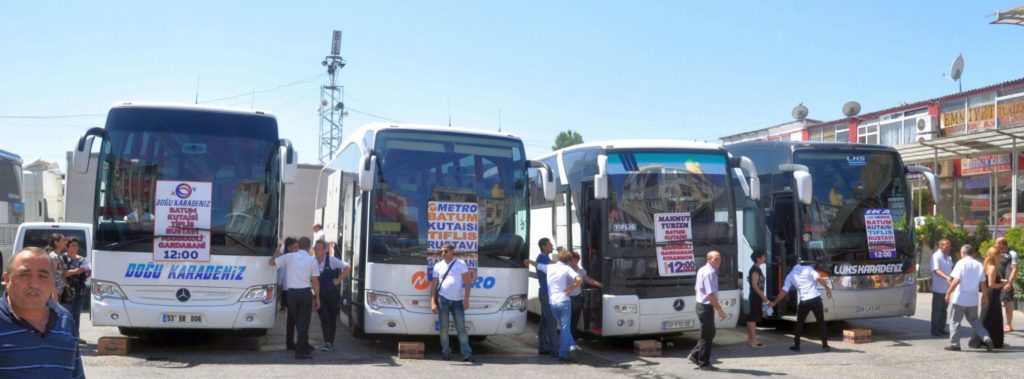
xmin=842 ymin=101 xmax=861 ymax=117
xmin=950 ymin=54 xmax=964 ymax=82
xmin=792 ymin=103 xmax=808 ymax=121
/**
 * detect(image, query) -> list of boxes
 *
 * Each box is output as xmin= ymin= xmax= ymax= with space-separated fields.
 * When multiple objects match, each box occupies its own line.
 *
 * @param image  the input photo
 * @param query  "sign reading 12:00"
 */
xmin=154 ymin=181 xmax=213 ymax=262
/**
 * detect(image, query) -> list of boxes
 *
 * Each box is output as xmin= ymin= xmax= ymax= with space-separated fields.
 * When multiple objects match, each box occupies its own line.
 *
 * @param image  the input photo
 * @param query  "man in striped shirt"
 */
xmin=0 ymin=247 xmax=85 ymax=378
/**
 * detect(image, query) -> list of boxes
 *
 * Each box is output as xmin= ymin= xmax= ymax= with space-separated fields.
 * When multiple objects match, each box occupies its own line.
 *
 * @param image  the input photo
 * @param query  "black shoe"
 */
xmin=822 ymin=344 xmax=831 ymax=351
xmin=984 ymin=338 xmax=994 ymax=352
xmin=688 ymin=355 xmax=699 ymax=366
xmin=944 ymin=346 xmax=961 ymax=351
xmin=462 ymin=356 xmax=475 ymax=363
xmin=295 ymin=352 xmax=313 ymax=359
xmin=441 ymin=353 xmax=452 ymax=361
xmin=286 ymin=345 xmax=295 ymax=351
xmin=789 ymin=345 xmax=800 ymax=351
xmin=696 ymin=364 xmax=719 ymax=371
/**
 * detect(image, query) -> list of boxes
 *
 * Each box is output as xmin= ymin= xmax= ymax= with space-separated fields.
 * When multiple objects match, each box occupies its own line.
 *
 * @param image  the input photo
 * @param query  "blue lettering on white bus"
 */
xmin=127 ymin=263 xmax=246 ymax=280
xmin=470 ymin=276 xmax=497 ymax=289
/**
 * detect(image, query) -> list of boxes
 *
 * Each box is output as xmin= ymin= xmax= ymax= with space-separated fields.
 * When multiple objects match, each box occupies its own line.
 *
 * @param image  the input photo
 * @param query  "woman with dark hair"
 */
xmin=746 ymin=250 xmax=768 ymax=348
xmin=61 ymin=237 xmax=91 ymax=344
xmin=45 ymin=233 xmax=69 ymax=302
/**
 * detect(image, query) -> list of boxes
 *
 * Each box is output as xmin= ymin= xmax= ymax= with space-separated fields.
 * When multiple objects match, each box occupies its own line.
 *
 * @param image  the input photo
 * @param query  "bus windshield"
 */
xmin=607 ymin=151 xmax=732 ymax=250
xmin=95 ymin=108 xmax=281 ymax=255
xmin=369 ymin=130 xmax=529 ymax=268
xmin=794 ymin=150 xmax=912 ymax=263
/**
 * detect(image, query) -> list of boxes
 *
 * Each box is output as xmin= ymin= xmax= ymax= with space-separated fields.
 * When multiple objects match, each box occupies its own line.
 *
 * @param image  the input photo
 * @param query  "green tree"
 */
xmin=552 ymin=130 xmax=584 ymax=151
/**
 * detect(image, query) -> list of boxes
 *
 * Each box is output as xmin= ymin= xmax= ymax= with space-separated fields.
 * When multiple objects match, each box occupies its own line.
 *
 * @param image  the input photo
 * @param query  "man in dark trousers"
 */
xmin=313 ymin=239 xmax=350 ymax=351
xmin=769 ymin=255 xmax=833 ymax=351
xmin=524 ymin=238 xmax=558 ymax=356
xmin=688 ymin=251 xmax=728 ymax=371
xmin=270 ymin=240 xmax=320 ymax=359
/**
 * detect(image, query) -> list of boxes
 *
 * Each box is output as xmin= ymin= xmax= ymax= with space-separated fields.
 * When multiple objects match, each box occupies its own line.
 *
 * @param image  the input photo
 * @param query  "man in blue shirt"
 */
xmin=525 ymin=238 xmax=558 ymax=356
xmin=0 ymin=247 xmax=85 ymax=378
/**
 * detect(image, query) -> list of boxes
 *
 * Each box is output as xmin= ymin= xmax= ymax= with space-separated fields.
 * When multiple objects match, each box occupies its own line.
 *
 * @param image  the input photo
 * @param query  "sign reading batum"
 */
xmin=154 ymin=181 xmax=212 ymax=262
xmin=426 ymin=201 xmax=479 ymax=280
xmin=864 ymin=209 xmax=897 ymax=260
xmin=654 ymin=212 xmax=696 ymax=277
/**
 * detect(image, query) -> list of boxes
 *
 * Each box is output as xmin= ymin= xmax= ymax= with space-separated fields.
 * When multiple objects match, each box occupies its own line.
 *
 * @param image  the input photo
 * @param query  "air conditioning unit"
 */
xmin=916 ymin=116 xmax=937 ymax=142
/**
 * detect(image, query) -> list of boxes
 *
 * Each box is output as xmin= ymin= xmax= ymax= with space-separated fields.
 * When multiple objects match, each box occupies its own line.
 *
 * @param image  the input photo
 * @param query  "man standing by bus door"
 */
xmin=313 ymin=240 xmax=350 ymax=351
xmin=769 ymin=255 xmax=833 ymax=352
xmin=688 ymin=251 xmax=728 ymax=371
xmin=271 ymin=243 xmax=321 ymax=359
xmin=525 ymin=238 xmax=558 ymax=356
xmin=931 ymin=239 xmax=954 ymax=336
xmin=431 ymin=243 xmax=474 ymax=362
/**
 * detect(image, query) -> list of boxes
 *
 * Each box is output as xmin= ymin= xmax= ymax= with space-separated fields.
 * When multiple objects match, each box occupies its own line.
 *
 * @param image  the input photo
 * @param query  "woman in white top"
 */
xmin=544 ymin=249 xmax=583 ymax=361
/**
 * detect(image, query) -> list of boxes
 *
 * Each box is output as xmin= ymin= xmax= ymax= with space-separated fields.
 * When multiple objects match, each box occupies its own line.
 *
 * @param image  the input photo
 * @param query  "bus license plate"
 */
xmin=161 ymin=313 xmax=204 ymax=324
xmin=434 ymin=320 xmax=474 ymax=331
xmin=663 ymin=320 xmax=693 ymax=330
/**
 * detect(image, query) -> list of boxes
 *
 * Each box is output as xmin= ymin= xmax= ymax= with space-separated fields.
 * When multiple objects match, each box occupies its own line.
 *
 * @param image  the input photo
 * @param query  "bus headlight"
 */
xmin=366 ymin=290 xmax=403 ymax=310
xmin=240 ymin=285 xmax=275 ymax=304
xmin=92 ymin=280 xmax=126 ymax=300
xmin=500 ymin=295 xmax=527 ymax=312
xmin=718 ymin=298 xmax=737 ymax=308
xmin=614 ymin=304 xmax=637 ymax=313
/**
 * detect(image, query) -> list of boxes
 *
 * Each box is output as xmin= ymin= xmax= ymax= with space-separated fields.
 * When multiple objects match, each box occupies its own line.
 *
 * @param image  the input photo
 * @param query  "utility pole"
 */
xmin=319 ymin=30 xmax=346 ymax=164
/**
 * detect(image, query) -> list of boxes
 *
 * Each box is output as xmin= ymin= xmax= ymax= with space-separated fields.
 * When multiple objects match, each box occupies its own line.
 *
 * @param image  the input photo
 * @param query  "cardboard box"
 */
xmin=843 ymin=328 xmax=871 ymax=344
xmin=398 ymin=341 xmax=425 ymax=359
xmin=98 ymin=336 xmax=131 ymax=355
xmin=634 ymin=339 xmax=661 ymax=357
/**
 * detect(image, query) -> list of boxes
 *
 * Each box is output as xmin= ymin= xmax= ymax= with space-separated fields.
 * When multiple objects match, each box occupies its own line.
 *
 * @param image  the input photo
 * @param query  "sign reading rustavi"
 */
xmin=426 ymin=201 xmax=479 ymax=281
xmin=653 ymin=212 xmax=696 ymax=277
xmin=864 ymin=208 xmax=897 ymax=260
xmin=154 ymin=181 xmax=212 ymax=262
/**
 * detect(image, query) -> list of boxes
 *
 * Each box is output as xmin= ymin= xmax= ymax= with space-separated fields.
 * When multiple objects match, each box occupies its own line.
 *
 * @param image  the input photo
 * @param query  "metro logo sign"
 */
xmin=411 ymin=271 xmax=430 ymax=290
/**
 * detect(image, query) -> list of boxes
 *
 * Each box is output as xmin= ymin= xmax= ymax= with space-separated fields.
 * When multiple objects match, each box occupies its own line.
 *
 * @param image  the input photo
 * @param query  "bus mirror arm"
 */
xmin=359 ymin=154 xmax=378 ymax=192
xmin=594 ymin=153 xmax=608 ymax=200
xmin=738 ymin=156 xmax=760 ymax=201
xmin=906 ymin=166 xmax=939 ymax=206
xmin=278 ymin=139 xmax=298 ymax=184
xmin=529 ymin=160 xmax=556 ymax=201
xmin=780 ymin=164 xmax=812 ymax=205
xmin=72 ymin=127 xmax=107 ymax=174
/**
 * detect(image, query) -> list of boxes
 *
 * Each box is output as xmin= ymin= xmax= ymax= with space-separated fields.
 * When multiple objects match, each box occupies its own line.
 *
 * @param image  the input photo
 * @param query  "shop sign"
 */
xmin=960 ymin=154 xmax=1011 ymax=175
xmin=967 ymin=103 xmax=995 ymax=132
xmin=941 ymin=108 xmax=965 ymax=136
xmin=998 ymin=97 xmax=1024 ymax=128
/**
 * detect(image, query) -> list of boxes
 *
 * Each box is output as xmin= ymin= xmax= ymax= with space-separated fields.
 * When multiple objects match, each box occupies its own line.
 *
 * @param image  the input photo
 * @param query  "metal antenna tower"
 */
xmin=319 ymin=30 xmax=347 ymax=164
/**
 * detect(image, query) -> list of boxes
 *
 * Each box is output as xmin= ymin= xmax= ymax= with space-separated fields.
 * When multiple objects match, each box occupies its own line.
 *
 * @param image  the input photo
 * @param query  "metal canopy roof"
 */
xmin=895 ymin=124 xmax=1024 ymax=164
xmin=993 ymin=5 xmax=1024 ymax=26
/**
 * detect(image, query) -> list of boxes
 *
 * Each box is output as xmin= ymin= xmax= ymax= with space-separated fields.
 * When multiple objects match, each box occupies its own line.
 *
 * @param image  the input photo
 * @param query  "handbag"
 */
xmin=59 ymin=285 xmax=75 ymax=304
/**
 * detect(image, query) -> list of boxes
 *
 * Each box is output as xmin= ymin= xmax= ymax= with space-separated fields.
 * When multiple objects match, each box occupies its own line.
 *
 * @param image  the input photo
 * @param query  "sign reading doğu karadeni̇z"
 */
xmin=154 ymin=181 xmax=212 ymax=262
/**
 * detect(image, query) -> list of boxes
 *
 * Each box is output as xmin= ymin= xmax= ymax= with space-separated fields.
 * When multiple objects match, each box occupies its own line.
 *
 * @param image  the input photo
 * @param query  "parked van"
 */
xmin=13 ymin=222 xmax=93 ymax=259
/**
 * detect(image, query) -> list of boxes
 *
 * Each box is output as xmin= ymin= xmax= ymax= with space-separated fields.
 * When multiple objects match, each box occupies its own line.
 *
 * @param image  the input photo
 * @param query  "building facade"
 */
xmin=722 ymin=77 xmax=1024 ymax=233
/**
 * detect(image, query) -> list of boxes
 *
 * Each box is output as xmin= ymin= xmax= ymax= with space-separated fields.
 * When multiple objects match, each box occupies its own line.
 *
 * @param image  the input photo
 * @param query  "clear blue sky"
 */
xmin=2 ymin=1 xmax=1023 ymax=168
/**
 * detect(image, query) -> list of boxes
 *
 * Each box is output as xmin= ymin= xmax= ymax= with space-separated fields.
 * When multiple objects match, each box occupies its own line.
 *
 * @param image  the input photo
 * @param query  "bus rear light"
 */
xmin=240 ymin=285 xmax=275 ymax=304
xmin=92 ymin=280 xmax=126 ymax=300
xmin=500 ymin=295 xmax=527 ymax=312
xmin=367 ymin=290 xmax=402 ymax=310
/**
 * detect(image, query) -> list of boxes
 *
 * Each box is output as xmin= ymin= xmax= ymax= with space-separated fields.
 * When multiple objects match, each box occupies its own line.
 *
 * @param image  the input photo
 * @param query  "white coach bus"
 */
xmin=317 ymin=123 xmax=554 ymax=337
xmin=71 ymin=102 xmax=297 ymax=335
xmin=528 ymin=140 xmax=759 ymax=337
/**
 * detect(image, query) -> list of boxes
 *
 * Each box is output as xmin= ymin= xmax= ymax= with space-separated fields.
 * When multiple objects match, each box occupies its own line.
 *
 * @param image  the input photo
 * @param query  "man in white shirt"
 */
xmin=545 ymin=248 xmax=582 ymax=362
xmin=270 ymin=240 xmax=321 ymax=359
xmin=930 ymin=239 xmax=954 ymax=336
xmin=430 ymin=243 xmax=474 ymax=362
xmin=944 ymin=244 xmax=993 ymax=352
xmin=996 ymin=237 xmax=1019 ymax=332
xmin=687 ymin=251 xmax=728 ymax=371
xmin=769 ymin=255 xmax=833 ymax=351
xmin=312 ymin=224 xmax=326 ymax=243
xmin=313 ymin=240 xmax=350 ymax=351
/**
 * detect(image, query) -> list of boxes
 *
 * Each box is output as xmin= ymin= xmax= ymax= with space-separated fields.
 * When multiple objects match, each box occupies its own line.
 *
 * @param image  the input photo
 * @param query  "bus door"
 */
xmin=769 ymin=192 xmax=798 ymax=316
xmin=579 ymin=180 xmax=606 ymax=334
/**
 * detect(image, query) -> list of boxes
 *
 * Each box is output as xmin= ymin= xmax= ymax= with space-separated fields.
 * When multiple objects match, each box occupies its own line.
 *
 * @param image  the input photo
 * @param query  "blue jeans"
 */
xmin=538 ymin=295 xmax=558 ymax=353
xmin=61 ymin=293 xmax=88 ymax=338
xmin=438 ymin=297 xmax=472 ymax=358
xmin=551 ymin=300 xmax=575 ymax=359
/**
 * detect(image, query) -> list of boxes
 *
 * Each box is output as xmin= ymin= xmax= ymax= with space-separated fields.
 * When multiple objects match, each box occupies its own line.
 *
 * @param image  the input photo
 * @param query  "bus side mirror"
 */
xmin=594 ymin=153 xmax=608 ymax=200
xmin=906 ymin=166 xmax=939 ymax=206
xmin=359 ymin=155 xmax=377 ymax=192
xmin=540 ymin=167 xmax=556 ymax=201
xmin=793 ymin=170 xmax=812 ymax=205
xmin=72 ymin=136 xmax=94 ymax=174
xmin=279 ymin=140 xmax=298 ymax=184
xmin=738 ymin=156 xmax=760 ymax=201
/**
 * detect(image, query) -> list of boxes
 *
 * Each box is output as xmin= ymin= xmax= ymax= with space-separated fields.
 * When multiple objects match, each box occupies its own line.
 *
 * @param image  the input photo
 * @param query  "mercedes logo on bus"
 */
xmin=673 ymin=299 xmax=685 ymax=312
xmin=176 ymin=288 xmax=192 ymax=302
